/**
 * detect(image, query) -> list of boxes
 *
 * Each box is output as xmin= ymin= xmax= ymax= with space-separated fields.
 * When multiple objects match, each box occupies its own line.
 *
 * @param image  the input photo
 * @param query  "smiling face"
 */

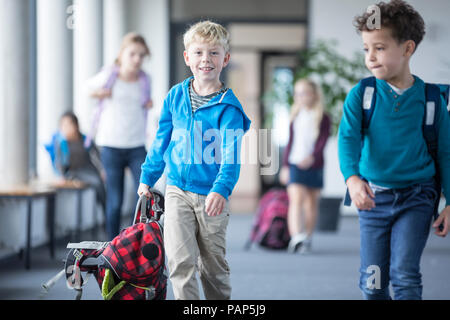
xmin=362 ymin=27 xmax=415 ymax=86
xmin=183 ymin=39 xmax=230 ymax=88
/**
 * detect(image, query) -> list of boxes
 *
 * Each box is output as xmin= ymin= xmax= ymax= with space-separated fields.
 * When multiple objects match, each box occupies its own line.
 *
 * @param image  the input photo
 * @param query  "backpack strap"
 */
xmin=138 ymin=71 xmax=151 ymax=137
xmin=344 ymin=77 xmax=376 ymax=206
xmin=423 ymin=83 xmax=441 ymax=161
xmin=424 ymin=83 xmax=443 ymax=222
xmin=138 ymin=70 xmax=151 ymax=106
xmin=436 ymin=84 xmax=449 ymax=110
xmin=360 ymin=76 xmax=377 ymax=131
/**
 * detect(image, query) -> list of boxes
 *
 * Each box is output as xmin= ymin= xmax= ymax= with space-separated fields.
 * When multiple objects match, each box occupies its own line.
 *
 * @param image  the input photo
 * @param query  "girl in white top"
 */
xmin=87 ymin=68 xmax=150 ymax=148
xmin=86 ymin=32 xmax=153 ymax=240
xmin=288 ymin=105 xmax=319 ymax=166
xmin=280 ymin=79 xmax=330 ymax=254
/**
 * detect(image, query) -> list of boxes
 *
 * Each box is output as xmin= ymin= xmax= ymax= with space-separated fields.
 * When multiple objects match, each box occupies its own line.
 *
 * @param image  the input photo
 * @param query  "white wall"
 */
xmin=310 ymin=0 xmax=450 ymax=83
xmin=310 ymin=0 xmax=450 ymax=211
xmin=120 ymin=0 xmax=170 ymax=209
xmin=127 ymin=0 xmax=170 ymax=148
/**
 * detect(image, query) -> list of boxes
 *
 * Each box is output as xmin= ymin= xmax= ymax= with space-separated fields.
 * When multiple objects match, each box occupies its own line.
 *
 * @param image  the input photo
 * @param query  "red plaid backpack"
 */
xmin=61 ymin=190 xmax=167 ymax=300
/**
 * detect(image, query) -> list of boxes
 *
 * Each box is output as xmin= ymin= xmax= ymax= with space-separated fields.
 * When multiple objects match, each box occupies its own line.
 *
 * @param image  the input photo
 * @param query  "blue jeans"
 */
xmin=358 ymin=179 xmax=438 ymax=300
xmin=100 ymin=146 xmax=147 ymax=240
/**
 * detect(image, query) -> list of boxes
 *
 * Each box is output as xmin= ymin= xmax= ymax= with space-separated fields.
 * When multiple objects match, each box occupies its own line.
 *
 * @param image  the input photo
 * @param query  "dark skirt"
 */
xmin=288 ymin=164 xmax=324 ymax=189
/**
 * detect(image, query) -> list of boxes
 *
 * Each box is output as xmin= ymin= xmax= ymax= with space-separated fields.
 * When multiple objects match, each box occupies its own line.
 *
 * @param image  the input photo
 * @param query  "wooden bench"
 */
xmin=0 ymin=184 xmax=56 ymax=269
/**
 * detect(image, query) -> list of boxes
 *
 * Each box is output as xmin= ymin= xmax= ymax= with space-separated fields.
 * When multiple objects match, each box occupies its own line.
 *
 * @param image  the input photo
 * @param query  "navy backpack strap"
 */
xmin=343 ymin=188 xmax=352 ymax=207
xmin=423 ymin=83 xmax=441 ymax=161
xmin=343 ymin=77 xmax=377 ymax=207
xmin=360 ymin=76 xmax=377 ymax=130
xmin=424 ymin=83 xmax=444 ymax=224
xmin=436 ymin=84 xmax=449 ymax=110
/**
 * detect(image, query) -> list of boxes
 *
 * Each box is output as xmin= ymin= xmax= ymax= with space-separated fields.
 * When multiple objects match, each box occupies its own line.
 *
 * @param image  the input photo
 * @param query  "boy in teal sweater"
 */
xmin=338 ymin=0 xmax=450 ymax=300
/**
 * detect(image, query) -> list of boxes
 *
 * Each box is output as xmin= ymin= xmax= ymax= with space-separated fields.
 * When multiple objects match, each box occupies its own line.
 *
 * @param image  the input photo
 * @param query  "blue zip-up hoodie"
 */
xmin=140 ymin=77 xmax=251 ymax=200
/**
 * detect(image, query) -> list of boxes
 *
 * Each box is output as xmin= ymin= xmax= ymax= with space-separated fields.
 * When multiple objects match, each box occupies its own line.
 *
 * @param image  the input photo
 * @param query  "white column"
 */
xmin=73 ymin=0 xmax=103 ymax=134
xmin=0 ymin=0 xmax=30 ymax=186
xmin=36 ymin=0 xmax=74 ymax=181
xmin=103 ymin=0 xmax=127 ymax=66
xmin=127 ymin=0 xmax=170 ymax=147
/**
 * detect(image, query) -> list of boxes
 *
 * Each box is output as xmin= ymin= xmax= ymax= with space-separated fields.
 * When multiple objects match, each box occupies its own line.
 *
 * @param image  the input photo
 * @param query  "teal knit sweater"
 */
xmin=338 ymin=75 xmax=450 ymax=205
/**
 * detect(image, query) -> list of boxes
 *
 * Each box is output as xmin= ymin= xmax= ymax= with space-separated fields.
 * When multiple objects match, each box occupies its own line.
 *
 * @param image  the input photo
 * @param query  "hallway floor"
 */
xmin=0 ymin=214 xmax=449 ymax=300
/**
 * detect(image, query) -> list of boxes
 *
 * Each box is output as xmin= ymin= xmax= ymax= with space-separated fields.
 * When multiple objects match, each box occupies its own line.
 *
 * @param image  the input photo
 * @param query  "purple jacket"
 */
xmin=282 ymin=113 xmax=331 ymax=169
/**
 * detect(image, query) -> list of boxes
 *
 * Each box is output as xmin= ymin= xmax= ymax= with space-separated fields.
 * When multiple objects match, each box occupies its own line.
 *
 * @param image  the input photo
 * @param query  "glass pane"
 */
xmin=264 ymin=66 xmax=293 ymax=148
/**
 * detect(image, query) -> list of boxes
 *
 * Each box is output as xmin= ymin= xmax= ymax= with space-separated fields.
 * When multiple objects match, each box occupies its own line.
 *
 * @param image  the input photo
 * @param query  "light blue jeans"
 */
xmin=358 ymin=179 xmax=438 ymax=300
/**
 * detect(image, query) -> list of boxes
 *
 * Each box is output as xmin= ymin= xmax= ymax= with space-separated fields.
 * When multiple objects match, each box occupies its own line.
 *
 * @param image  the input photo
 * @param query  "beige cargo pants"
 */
xmin=164 ymin=185 xmax=231 ymax=300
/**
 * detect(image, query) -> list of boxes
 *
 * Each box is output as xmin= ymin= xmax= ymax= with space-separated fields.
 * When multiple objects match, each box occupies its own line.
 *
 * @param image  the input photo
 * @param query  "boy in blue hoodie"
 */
xmin=137 ymin=21 xmax=251 ymax=300
xmin=338 ymin=0 xmax=450 ymax=300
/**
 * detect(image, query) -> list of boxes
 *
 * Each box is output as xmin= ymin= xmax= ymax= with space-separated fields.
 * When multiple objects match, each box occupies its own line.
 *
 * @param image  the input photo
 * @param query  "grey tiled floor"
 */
xmin=0 ymin=214 xmax=449 ymax=300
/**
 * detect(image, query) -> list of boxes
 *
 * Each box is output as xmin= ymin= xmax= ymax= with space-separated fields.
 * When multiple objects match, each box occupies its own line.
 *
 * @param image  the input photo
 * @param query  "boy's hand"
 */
xmin=205 ymin=192 xmax=226 ymax=216
xmin=137 ymin=183 xmax=152 ymax=199
xmin=347 ymin=175 xmax=375 ymax=211
xmin=433 ymin=206 xmax=450 ymax=237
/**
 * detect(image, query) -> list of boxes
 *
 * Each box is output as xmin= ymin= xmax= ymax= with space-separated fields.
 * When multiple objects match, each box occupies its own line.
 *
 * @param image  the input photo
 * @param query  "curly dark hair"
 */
xmin=353 ymin=0 xmax=425 ymax=51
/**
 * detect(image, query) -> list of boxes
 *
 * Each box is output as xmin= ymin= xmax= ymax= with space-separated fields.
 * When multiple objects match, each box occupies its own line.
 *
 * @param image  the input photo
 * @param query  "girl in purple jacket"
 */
xmin=280 ymin=79 xmax=331 ymax=253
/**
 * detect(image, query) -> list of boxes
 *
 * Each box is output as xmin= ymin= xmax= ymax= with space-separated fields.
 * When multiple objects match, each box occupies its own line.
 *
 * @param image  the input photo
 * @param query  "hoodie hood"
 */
xmin=181 ymin=76 xmax=251 ymax=132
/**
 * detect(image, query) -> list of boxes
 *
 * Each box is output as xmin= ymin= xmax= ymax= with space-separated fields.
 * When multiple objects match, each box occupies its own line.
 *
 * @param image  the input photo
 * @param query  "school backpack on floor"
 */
xmin=43 ymin=190 xmax=167 ymax=300
xmin=344 ymin=76 xmax=450 ymax=224
xmin=245 ymin=188 xmax=290 ymax=250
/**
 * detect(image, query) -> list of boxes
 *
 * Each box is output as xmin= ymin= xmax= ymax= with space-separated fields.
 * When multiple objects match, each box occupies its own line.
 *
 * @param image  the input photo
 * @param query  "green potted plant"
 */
xmin=294 ymin=39 xmax=368 ymax=134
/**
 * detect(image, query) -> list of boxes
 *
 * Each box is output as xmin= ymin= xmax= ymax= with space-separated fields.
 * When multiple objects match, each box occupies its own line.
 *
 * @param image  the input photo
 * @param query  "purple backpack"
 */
xmin=85 ymin=65 xmax=151 ymax=148
xmin=246 ymin=188 xmax=290 ymax=250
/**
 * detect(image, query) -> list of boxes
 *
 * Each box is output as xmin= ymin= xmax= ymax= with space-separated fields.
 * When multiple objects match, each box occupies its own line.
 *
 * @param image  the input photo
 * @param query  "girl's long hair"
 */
xmin=114 ymin=32 xmax=151 ymax=66
xmin=60 ymin=111 xmax=82 ymax=140
xmin=289 ymin=79 xmax=325 ymax=140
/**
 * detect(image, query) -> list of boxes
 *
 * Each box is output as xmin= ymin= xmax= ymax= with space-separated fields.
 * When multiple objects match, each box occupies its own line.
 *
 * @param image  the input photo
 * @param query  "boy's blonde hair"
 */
xmin=183 ymin=21 xmax=230 ymax=53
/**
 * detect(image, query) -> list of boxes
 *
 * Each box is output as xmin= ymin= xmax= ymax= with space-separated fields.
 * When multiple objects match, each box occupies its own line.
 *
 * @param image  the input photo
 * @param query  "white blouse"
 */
xmin=288 ymin=108 xmax=317 ymax=165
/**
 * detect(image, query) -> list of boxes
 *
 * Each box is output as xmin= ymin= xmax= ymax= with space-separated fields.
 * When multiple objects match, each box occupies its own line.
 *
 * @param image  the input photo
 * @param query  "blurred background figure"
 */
xmin=45 ymin=111 xmax=106 ymax=216
xmin=86 ymin=32 xmax=153 ymax=240
xmin=280 ymin=79 xmax=330 ymax=253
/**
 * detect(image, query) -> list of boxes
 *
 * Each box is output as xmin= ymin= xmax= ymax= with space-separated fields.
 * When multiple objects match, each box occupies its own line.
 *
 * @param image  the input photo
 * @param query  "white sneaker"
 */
xmin=287 ymin=233 xmax=308 ymax=253
xmin=299 ymin=237 xmax=312 ymax=254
